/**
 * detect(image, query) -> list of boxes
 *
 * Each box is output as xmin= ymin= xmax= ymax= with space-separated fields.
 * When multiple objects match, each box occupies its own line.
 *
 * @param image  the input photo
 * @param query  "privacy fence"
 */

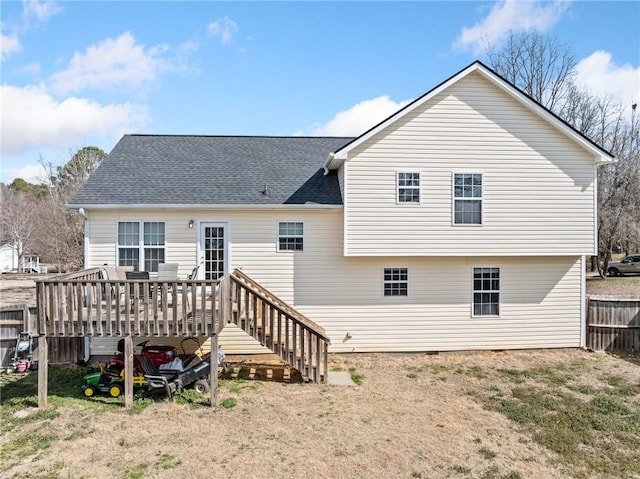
xmin=0 ymin=304 xmax=84 ymax=368
xmin=586 ymin=296 xmax=640 ymax=353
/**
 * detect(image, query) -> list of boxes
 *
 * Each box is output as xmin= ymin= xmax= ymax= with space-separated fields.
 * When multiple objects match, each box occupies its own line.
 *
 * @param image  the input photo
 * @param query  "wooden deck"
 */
xmin=35 ymin=268 xmax=330 ymax=408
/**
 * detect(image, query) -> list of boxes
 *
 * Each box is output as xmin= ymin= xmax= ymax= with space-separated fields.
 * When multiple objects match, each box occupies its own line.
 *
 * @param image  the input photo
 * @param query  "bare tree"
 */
xmin=485 ymin=31 xmax=576 ymax=110
xmin=486 ymin=32 xmax=640 ymax=277
xmin=0 ymin=190 xmax=38 ymax=272
xmin=32 ymin=146 xmax=107 ymax=271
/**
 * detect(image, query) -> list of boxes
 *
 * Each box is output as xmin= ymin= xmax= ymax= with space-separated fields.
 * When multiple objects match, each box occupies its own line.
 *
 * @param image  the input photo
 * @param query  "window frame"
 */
xmin=471 ymin=267 xmax=500 ymax=317
xmin=452 ymin=172 xmax=483 ymax=225
xmin=277 ymin=221 xmax=304 ymax=252
xmin=383 ymin=267 xmax=409 ymax=297
xmin=396 ymin=171 xmax=421 ymax=204
xmin=116 ymin=220 xmax=166 ymax=272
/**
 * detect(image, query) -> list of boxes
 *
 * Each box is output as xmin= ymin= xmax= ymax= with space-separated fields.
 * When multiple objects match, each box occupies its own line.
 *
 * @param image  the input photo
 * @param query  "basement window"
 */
xmin=473 ymin=267 xmax=500 ymax=316
xmin=383 ymin=268 xmax=408 ymax=297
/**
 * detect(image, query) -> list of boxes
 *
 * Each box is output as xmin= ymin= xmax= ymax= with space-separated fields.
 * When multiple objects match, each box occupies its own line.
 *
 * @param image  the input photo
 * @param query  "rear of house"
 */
xmin=69 ymin=61 xmax=613 ymax=356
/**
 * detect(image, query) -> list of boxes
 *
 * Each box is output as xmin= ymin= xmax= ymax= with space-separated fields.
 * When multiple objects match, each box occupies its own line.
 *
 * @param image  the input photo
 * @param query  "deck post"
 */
xmin=37 ymin=336 xmax=48 ymax=408
xmin=124 ymin=335 xmax=134 ymax=409
xmin=210 ymin=332 xmax=218 ymax=407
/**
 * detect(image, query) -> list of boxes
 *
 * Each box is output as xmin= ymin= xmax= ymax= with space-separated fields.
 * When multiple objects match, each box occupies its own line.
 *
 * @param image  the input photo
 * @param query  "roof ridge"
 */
xmin=125 ymin=134 xmax=355 ymax=140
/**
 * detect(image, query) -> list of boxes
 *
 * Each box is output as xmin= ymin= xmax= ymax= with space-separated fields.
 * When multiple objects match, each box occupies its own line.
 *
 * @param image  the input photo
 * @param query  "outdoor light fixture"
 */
xmin=188 ymin=219 xmax=195 ymax=229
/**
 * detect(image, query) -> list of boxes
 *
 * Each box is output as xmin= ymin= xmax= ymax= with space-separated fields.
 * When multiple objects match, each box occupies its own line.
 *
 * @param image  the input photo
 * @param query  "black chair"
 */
xmin=126 ymin=271 xmax=150 ymax=309
xmin=138 ymin=356 xmax=180 ymax=400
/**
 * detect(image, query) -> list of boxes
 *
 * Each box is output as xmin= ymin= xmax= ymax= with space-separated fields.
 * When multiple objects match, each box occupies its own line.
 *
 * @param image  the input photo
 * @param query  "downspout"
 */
xmin=78 ymin=208 xmax=91 ymax=362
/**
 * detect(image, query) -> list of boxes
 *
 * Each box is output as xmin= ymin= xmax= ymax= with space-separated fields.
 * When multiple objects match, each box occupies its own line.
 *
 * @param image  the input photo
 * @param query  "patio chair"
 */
xmin=126 ymin=270 xmax=150 ymax=311
xmin=138 ymin=356 xmax=180 ymax=400
xmin=157 ymin=263 xmax=179 ymax=307
xmin=101 ymin=265 xmax=134 ymax=301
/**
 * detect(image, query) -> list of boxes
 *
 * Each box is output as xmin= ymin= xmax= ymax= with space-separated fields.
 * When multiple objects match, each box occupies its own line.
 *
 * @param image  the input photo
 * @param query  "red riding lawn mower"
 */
xmin=106 ymin=339 xmax=178 ymax=376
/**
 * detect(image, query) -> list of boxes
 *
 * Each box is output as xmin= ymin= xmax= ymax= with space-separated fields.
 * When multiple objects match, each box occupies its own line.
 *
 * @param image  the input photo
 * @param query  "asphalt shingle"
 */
xmin=69 ymin=135 xmax=354 ymax=206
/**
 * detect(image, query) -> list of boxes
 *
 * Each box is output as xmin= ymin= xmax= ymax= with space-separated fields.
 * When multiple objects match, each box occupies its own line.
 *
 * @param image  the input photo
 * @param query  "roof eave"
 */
xmin=67 ymin=203 xmax=344 ymax=211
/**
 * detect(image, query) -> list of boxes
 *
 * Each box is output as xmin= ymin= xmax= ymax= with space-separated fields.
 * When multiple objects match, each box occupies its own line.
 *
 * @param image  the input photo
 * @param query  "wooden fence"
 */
xmin=0 ymin=304 xmax=83 ymax=368
xmin=586 ymin=297 xmax=640 ymax=352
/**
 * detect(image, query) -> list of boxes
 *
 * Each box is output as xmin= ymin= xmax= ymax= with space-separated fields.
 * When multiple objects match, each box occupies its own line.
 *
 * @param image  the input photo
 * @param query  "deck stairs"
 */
xmin=223 ymin=269 xmax=330 ymax=383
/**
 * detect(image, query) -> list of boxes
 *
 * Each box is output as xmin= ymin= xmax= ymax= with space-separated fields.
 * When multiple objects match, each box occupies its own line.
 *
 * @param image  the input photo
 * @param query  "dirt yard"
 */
xmin=1 ymin=273 xmax=639 ymax=479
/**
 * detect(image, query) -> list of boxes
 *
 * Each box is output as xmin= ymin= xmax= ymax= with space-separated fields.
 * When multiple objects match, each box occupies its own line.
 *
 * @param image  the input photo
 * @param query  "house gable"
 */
xmin=326 ymin=61 xmax=614 ymax=169
xmin=337 ymin=67 xmax=608 ymax=257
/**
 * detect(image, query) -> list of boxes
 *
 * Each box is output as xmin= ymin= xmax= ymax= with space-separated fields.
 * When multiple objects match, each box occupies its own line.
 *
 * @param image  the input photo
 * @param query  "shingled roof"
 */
xmin=69 ymin=135 xmax=354 ymax=207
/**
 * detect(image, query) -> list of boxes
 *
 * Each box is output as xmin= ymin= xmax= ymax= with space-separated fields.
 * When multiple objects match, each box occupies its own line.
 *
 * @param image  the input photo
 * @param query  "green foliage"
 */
xmin=155 ymin=453 xmax=182 ymax=470
xmin=482 ymin=366 xmax=640 ymax=477
xmin=348 ymin=367 xmax=365 ymax=385
xmin=479 ymin=447 xmax=497 ymax=460
xmin=221 ymin=397 xmax=237 ymax=409
xmin=122 ymin=463 xmax=147 ymax=479
xmin=53 ymin=146 xmax=107 ymax=196
xmin=8 ymin=178 xmax=48 ymax=197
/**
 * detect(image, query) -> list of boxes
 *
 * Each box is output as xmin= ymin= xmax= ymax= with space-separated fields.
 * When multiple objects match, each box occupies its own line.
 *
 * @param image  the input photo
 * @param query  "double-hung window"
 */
xmin=473 ymin=267 xmax=500 ymax=316
xmin=397 ymin=172 xmax=420 ymax=203
xmin=117 ymin=221 xmax=165 ymax=272
xmin=383 ymin=268 xmax=408 ymax=297
xmin=278 ymin=222 xmax=304 ymax=251
xmin=454 ymin=173 xmax=482 ymax=224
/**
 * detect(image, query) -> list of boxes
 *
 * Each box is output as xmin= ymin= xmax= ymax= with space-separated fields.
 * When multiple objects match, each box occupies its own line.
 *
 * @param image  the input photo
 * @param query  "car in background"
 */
xmin=607 ymin=255 xmax=640 ymax=276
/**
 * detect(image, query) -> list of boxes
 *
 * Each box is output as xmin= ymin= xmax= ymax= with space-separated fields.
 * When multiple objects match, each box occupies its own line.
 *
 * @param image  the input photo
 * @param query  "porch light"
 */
xmin=188 ymin=219 xmax=194 ymax=229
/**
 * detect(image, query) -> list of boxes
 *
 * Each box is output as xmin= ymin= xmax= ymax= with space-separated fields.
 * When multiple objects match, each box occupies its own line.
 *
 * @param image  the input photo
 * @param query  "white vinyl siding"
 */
xmin=87 ymin=209 xmax=582 ymax=354
xmin=342 ymin=71 xmax=597 ymax=256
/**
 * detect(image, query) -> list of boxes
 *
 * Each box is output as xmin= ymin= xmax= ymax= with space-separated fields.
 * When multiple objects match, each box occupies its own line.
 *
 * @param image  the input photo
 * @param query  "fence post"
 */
xmin=38 ymin=336 xmax=48 ymax=408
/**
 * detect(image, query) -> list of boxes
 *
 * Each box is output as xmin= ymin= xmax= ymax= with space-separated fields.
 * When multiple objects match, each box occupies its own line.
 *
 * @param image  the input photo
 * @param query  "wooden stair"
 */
xmin=220 ymin=269 xmax=330 ymax=383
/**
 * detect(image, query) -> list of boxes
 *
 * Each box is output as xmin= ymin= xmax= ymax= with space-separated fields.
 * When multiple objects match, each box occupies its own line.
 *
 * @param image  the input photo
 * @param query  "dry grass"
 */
xmin=2 ymin=350 xmax=639 ymax=479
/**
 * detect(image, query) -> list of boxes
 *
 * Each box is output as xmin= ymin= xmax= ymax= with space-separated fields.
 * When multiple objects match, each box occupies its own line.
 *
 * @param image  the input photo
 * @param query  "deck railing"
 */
xmin=37 ymin=270 xmax=223 ymax=338
xmin=35 ymin=268 xmax=329 ymax=382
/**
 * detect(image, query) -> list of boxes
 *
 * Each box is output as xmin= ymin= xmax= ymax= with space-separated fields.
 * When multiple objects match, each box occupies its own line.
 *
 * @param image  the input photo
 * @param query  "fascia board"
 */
xmin=66 ymin=203 xmax=344 ymax=210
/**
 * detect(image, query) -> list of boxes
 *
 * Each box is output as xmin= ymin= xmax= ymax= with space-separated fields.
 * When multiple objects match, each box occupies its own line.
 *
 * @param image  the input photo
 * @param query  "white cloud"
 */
xmin=299 ymin=96 xmax=412 ymax=137
xmin=49 ymin=32 xmax=169 ymax=95
xmin=1 ymin=31 xmax=21 ymax=60
xmin=23 ymin=0 xmax=62 ymax=23
xmin=15 ymin=62 xmax=40 ymax=74
xmin=207 ymin=16 xmax=239 ymax=44
xmin=575 ymin=51 xmax=640 ymax=105
xmin=1 ymin=1 xmax=61 ymax=61
xmin=454 ymin=0 xmax=570 ymax=53
xmin=0 ymin=84 xmax=147 ymax=156
xmin=2 ymin=163 xmax=48 ymax=184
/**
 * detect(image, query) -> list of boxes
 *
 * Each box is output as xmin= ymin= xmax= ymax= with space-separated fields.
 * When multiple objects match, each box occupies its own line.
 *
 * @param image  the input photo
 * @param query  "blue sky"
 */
xmin=1 ymin=0 xmax=639 ymax=184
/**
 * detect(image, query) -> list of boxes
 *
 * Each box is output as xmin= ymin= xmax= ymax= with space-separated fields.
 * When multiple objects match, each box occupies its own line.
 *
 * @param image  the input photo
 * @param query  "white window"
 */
xmin=278 ymin=222 xmax=304 ymax=251
xmin=117 ymin=221 xmax=165 ymax=272
xmin=473 ymin=267 xmax=500 ymax=316
xmin=397 ymin=172 xmax=420 ymax=203
xmin=383 ymin=268 xmax=408 ymax=296
xmin=454 ymin=173 xmax=482 ymax=224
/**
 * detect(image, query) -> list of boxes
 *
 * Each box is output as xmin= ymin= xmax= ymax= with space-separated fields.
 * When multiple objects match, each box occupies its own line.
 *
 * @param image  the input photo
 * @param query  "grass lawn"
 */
xmin=1 ymin=351 xmax=639 ymax=479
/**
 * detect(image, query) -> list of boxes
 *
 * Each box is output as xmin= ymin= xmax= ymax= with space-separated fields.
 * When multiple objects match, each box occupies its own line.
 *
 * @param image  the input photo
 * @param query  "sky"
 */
xmin=1 ymin=0 xmax=639 ymax=184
